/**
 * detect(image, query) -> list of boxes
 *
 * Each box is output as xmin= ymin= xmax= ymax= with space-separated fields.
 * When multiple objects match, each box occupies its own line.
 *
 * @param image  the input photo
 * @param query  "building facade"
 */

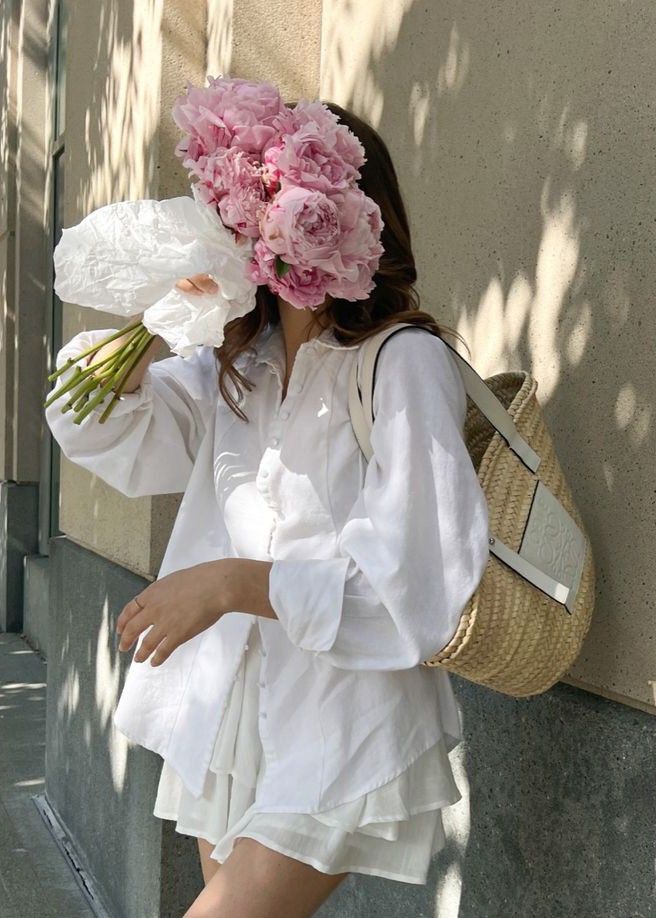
xmin=1 ymin=1 xmax=655 ymax=915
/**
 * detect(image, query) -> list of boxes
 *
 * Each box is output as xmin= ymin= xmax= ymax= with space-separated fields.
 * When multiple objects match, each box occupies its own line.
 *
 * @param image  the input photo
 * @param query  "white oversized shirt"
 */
xmin=45 ymin=320 xmax=490 ymax=811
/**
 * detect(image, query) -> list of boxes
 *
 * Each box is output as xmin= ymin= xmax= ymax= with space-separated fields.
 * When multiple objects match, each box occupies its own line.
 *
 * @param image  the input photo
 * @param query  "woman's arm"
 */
xmin=45 ymin=275 xmax=224 ymax=499
xmin=45 ymin=331 xmax=217 ymax=498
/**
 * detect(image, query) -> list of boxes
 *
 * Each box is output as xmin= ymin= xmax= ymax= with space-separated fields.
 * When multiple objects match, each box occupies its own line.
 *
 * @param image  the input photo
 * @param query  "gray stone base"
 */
xmin=46 ymin=535 xmax=203 ymax=918
xmin=0 ymin=480 xmax=39 ymax=632
xmin=23 ymin=553 xmax=50 ymax=655
xmin=319 ymin=677 xmax=656 ymax=918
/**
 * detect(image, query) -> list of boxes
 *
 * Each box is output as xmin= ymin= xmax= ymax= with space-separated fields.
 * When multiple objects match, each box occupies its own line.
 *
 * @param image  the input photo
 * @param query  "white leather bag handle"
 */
xmin=347 ymin=322 xmax=541 ymax=472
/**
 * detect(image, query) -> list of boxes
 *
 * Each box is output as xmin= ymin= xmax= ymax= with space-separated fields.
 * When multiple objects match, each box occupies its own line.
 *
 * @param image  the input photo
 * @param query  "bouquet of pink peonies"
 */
xmin=173 ymin=75 xmax=384 ymax=308
xmin=44 ymin=75 xmax=384 ymax=424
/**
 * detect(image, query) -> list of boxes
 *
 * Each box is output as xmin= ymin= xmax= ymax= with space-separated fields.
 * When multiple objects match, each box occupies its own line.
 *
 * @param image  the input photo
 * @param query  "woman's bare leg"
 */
xmin=197 ymin=838 xmax=221 ymax=885
xmin=184 ymin=836 xmax=349 ymax=917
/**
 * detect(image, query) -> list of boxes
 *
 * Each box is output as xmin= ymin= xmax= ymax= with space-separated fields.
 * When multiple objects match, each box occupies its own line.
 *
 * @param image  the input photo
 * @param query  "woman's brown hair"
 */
xmin=213 ymin=101 xmax=468 ymax=421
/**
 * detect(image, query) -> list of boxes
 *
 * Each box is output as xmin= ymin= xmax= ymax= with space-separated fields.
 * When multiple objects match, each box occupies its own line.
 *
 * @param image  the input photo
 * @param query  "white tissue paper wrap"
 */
xmin=53 ymin=194 xmax=258 ymax=356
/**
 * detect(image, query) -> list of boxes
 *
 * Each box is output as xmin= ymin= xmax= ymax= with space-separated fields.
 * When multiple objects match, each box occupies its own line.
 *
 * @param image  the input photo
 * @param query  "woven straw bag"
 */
xmin=348 ymin=321 xmax=596 ymax=698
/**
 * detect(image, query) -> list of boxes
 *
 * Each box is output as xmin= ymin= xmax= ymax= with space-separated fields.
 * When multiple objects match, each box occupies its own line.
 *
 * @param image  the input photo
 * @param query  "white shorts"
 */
xmin=153 ymin=623 xmax=462 ymax=885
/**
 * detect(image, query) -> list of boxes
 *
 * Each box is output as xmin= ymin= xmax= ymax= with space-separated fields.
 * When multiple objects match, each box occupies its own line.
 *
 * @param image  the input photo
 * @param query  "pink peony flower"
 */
xmin=325 ymin=187 xmax=384 ymax=300
xmin=249 ymin=239 xmax=332 ymax=309
xmin=259 ymin=184 xmax=383 ymax=301
xmin=265 ymin=100 xmax=366 ymax=173
xmin=185 ymin=149 xmax=268 ymax=237
xmin=260 ymin=146 xmax=283 ymax=195
xmin=172 ymin=75 xmax=285 ymax=161
xmin=262 ymin=100 xmax=366 ymax=195
xmin=261 ymin=127 xmax=355 ymax=195
xmin=218 ymin=184 xmax=269 ymax=239
xmin=214 ymin=151 xmax=268 ymax=237
xmin=259 ymin=185 xmax=341 ymax=268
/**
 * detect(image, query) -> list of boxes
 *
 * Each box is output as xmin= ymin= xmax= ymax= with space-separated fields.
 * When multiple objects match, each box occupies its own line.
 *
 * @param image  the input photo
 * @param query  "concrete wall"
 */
xmin=319 ymin=0 xmax=656 ymax=715
xmin=13 ymin=0 xmax=50 ymax=485
xmin=320 ymin=674 xmax=656 ymax=918
xmin=0 ymin=0 xmax=50 ymax=486
xmin=46 ymin=536 xmax=205 ymax=917
xmin=0 ymin=0 xmax=18 ymax=480
xmin=0 ymin=0 xmax=47 ymax=636
xmin=57 ymin=0 xmax=206 ymax=579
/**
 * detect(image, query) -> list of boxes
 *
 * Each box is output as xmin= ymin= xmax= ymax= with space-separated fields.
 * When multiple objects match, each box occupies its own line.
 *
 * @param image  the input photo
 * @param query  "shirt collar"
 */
xmin=251 ymin=322 xmax=359 ymax=372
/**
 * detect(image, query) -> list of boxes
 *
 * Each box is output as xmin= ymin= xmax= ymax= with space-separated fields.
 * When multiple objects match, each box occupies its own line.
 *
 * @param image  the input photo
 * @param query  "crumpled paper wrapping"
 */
xmin=53 ymin=195 xmax=258 ymax=356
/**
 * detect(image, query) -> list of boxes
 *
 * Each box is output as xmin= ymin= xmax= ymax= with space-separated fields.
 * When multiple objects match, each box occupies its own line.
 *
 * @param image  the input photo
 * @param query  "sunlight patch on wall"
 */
xmin=57 ymin=666 xmax=80 ymax=721
xmin=434 ymin=748 xmax=470 ymax=917
xmin=320 ymin=0 xmax=416 ymax=126
xmin=95 ymin=595 xmax=129 ymax=793
xmin=77 ymin=0 xmax=164 ymax=213
xmin=553 ymin=106 xmax=588 ymax=171
xmin=455 ymin=273 xmax=532 ymax=379
xmin=615 ymin=382 xmax=652 ymax=448
xmin=529 ymin=181 xmax=582 ymax=401
xmin=436 ymin=23 xmax=470 ymax=95
xmin=565 ymin=300 xmax=592 ymax=366
xmin=206 ymin=0 xmax=233 ymax=75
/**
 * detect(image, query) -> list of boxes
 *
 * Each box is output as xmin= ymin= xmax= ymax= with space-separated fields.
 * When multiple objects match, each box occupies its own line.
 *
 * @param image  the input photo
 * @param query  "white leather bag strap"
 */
xmin=348 ymin=322 xmax=541 ymax=472
xmin=347 ymin=323 xmax=579 ymax=610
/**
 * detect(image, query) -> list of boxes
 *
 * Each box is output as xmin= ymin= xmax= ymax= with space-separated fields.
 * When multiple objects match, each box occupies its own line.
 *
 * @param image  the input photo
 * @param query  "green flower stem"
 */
xmin=66 ymin=372 xmax=112 ymax=412
xmin=74 ymin=323 xmax=150 ymax=424
xmin=107 ymin=328 xmax=154 ymax=399
xmin=43 ymin=343 xmax=130 ymax=409
xmin=43 ymin=365 xmax=84 ymax=409
xmin=97 ymin=330 xmax=155 ymax=424
xmin=46 ymin=318 xmax=144 ymax=383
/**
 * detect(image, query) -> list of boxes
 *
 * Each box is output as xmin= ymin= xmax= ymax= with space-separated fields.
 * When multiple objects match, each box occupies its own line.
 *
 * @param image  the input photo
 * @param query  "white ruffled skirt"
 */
xmin=153 ymin=623 xmax=463 ymax=885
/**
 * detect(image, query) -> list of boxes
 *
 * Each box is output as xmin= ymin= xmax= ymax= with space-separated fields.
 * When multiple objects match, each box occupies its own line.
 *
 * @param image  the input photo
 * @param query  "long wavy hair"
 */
xmin=212 ymin=101 xmax=468 ymax=421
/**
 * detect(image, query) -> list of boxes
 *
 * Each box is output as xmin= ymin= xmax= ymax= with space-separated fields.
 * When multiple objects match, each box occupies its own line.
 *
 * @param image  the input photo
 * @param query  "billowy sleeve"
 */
xmin=44 ymin=328 xmax=219 ymax=498
xmin=268 ymin=327 xmax=490 ymax=671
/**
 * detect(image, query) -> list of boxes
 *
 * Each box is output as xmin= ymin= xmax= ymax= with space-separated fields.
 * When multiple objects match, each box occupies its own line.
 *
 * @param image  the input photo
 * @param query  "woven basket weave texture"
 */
xmin=422 ymin=370 xmax=596 ymax=698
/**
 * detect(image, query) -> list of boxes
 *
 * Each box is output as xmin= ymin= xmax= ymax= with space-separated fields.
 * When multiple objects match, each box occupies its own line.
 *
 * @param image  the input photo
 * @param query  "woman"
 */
xmin=45 ymin=103 xmax=489 ymax=917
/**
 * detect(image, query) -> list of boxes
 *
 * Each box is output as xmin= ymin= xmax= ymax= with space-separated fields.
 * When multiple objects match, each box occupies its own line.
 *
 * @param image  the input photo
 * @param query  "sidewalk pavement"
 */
xmin=0 ymin=631 xmax=95 ymax=918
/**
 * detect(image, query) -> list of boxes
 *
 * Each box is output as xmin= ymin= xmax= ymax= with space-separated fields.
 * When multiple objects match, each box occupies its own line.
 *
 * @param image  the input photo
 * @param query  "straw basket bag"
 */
xmin=348 ymin=322 xmax=596 ymax=698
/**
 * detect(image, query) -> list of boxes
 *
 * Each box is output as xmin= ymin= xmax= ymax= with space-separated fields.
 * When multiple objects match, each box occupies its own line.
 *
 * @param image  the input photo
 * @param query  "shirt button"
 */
xmin=270 ymin=437 xmax=279 ymax=447
xmin=279 ymin=409 xmax=290 ymax=420
xmin=260 ymin=468 xmax=270 ymax=478
xmin=289 ymin=382 xmax=302 ymax=395
xmin=261 ymin=648 xmax=267 ymax=657
xmin=257 ymin=680 xmax=265 ymax=688
xmin=260 ymin=711 xmax=268 ymax=719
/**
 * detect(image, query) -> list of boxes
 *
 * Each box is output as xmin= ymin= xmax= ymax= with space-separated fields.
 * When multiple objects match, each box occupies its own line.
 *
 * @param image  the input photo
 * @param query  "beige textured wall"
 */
xmin=58 ymin=0 xmax=321 ymax=578
xmin=13 ymin=0 xmax=50 ymax=484
xmin=0 ymin=1 xmax=18 ymax=480
xmin=59 ymin=0 xmax=206 ymax=578
xmin=320 ymin=0 xmax=656 ymax=712
xmin=54 ymin=0 xmax=653 ymax=710
xmin=223 ymin=0 xmax=322 ymax=97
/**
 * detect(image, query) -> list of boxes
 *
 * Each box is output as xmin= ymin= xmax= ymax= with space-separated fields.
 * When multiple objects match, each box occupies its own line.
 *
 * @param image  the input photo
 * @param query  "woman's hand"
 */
xmin=116 ymin=559 xmax=238 ymax=666
xmin=174 ymin=273 xmax=220 ymax=296
xmin=85 ymin=315 xmax=166 ymax=394
xmin=116 ymin=558 xmax=278 ymax=667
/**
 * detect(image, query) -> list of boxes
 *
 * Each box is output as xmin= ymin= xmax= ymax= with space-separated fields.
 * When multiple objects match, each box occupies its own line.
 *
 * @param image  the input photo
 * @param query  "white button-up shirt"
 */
xmin=45 ymin=321 xmax=490 ymax=810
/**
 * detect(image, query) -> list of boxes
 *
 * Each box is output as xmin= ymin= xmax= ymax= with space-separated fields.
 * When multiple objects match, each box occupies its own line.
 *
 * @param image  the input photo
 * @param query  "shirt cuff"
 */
xmin=84 ymin=376 xmax=154 ymax=418
xmin=268 ymin=557 xmax=352 ymax=653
